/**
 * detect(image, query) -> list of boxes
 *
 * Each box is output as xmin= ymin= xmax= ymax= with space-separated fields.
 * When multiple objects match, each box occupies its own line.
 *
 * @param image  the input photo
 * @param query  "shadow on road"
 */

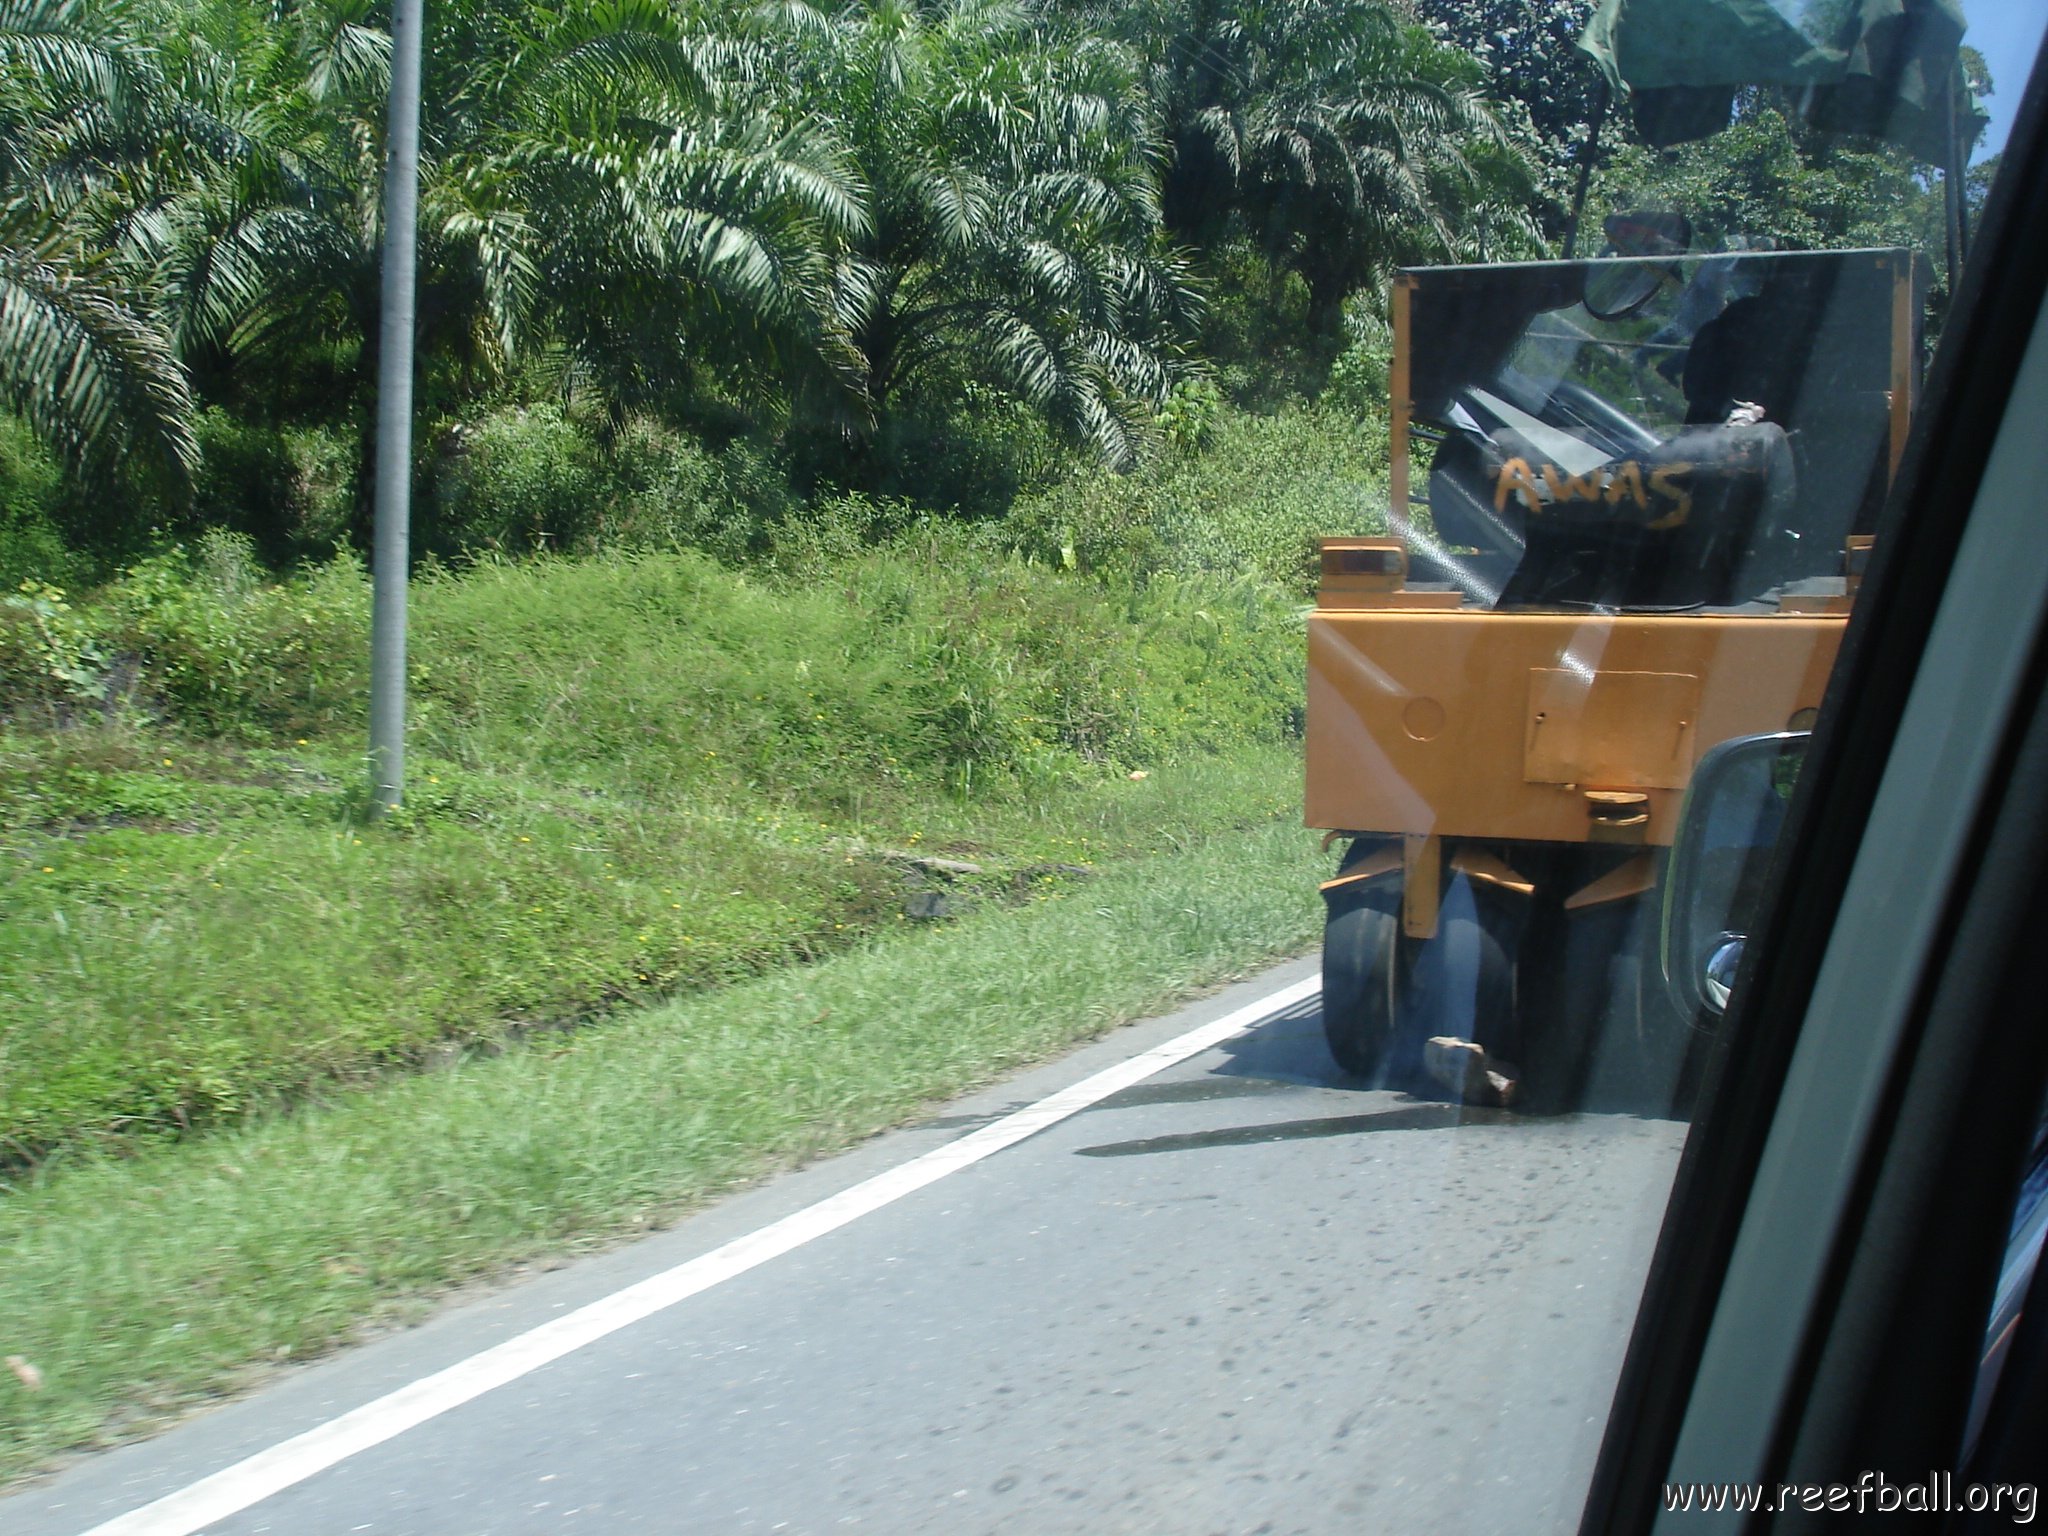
xmin=1207 ymin=991 xmax=1698 ymax=1125
xmin=1203 ymin=994 xmax=1355 ymax=1089
xmin=1072 ymin=1101 xmax=1522 ymax=1158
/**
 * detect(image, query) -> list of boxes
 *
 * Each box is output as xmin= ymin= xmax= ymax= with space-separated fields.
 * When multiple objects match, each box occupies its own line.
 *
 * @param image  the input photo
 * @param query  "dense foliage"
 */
xmin=0 ymin=0 xmax=1538 ymax=570
xmin=1414 ymin=0 xmax=1597 ymax=217
xmin=2 ymin=0 xmax=1990 ymax=582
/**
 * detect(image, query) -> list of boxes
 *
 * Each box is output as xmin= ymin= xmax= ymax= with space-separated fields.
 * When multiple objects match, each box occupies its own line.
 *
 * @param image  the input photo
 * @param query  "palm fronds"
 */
xmin=0 ymin=205 xmax=194 ymax=482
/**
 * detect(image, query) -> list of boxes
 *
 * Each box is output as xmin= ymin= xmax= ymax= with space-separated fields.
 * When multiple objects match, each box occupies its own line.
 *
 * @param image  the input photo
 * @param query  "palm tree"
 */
xmin=1125 ymin=0 xmax=1539 ymax=331
xmin=128 ymin=0 xmax=866 ymax=537
xmin=496 ymin=0 xmax=868 ymax=425
xmin=771 ymin=0 xmax=1198 ymax=470
xmin=0 ymin=0 xmax=194 ymax=485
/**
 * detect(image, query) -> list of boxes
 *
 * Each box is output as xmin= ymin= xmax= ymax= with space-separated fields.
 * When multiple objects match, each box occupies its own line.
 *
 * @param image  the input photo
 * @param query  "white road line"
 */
xmin=80 ymin=974 xmax=1321 ymax=1536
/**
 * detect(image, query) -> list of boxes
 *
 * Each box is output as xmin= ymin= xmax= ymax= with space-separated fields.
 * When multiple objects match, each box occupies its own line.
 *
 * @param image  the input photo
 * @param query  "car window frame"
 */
xmin=1581 ymin=30 xmax=2048 ymax=1534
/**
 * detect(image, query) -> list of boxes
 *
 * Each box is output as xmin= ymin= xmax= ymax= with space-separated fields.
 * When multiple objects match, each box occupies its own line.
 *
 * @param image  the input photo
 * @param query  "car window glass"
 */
xmin=4 ymin=2 xmax=2047 ymax=1533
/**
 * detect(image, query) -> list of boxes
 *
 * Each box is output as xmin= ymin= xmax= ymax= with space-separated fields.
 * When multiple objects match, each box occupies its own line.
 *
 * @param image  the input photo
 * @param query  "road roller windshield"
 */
xmin=1392 ymin=247 xmax=1918 ymax=611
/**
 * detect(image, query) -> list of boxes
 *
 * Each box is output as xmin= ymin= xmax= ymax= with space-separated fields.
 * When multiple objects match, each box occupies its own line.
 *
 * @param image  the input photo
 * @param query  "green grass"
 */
xmin=1 ymin=736 xmax=1299 ymax=1153
xmin=0 ymin=815 xmax=1321 ymax=1485
xmin=0 ymin=403 xmax=1343 ymax=1478
xmin=2 ymin=538 xmax=1307 ymax=1158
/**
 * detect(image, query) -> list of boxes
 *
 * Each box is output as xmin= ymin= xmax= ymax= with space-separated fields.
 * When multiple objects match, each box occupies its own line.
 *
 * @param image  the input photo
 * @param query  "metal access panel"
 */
xmin=1523 ymin=668 xmax=1701 ymax=790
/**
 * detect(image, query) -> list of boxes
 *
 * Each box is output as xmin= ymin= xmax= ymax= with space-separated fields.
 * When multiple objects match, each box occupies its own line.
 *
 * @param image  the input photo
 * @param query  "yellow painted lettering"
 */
xmin=1604 ymin=461 xmax=1648 ymax=510
xmin=1647 ymin=462 xmax=1694 ymax=529
xmin=1541 ymin=464 xmax=1607 ymax=503
xmin=1494 ymin=457 xmax=1544 ymax=514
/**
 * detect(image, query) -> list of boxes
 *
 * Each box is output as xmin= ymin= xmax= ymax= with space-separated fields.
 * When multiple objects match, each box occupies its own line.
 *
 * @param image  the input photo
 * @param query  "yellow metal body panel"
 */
xmin=1304 ymin=609 xmax=1845 ymax=847
xmin=1403 ymin=833 xmax=1442 ymax=938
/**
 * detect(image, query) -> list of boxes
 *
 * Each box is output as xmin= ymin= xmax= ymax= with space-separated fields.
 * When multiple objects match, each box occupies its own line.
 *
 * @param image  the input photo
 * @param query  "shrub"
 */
xmin=874 ymin=379 xmax=1082 ymax=516
xmin=428 ymin=409 xmax=803 ymax=566
xmin=94 ymin=534 xmax=371 ymax=737
xmin=14 ymin=521 xmax=1304 ymax=792
xmin=430 ymin=404 xmax=605 ymax=557
xmin=1196 ymin=241 xmax=1334 ymax=410
xmin=1325 ymin=301 xmax=1395 ymax=421
xmin=0 ymin=580 xmax=113 ymax=714
xmin=405 ymin=539 xmax=1300 ymax=807
xmin=0 ymin=416 xmax=89 ymax=590
xmin=766 ymin=492 xmax=925 ymax=578
xmin=597 ymin=419 xmax=796 ymax=563
xmin=785 ymin=375 xmax=1085 ymax=522
xmin=1156 ymin=377 xmax=1225 ymax=455
xmin=179 ymin=411 xmax=357 ymax=565
xmin=1005 ymin=402 xmax=1388 ymax=595
xmin=279 ymin=423 xmax=358 ymax=551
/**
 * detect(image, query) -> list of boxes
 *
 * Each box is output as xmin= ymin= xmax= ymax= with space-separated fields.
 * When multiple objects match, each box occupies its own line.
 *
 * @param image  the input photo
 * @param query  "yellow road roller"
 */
xmin=1306 ymin=246 xmax=1918 ymax=1109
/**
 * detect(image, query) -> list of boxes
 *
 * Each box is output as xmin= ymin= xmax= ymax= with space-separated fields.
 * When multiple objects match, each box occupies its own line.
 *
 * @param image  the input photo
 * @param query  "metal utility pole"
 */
xmin=369 ymin=0 xmax=425 ymax=814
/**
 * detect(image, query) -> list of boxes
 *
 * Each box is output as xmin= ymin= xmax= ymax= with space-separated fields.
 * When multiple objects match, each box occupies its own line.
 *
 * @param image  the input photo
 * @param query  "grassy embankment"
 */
xmin=0 ymin=401 xmax=1384 ymax=1479
xmin=3 ymin=405 xmax=1382 ymax=1162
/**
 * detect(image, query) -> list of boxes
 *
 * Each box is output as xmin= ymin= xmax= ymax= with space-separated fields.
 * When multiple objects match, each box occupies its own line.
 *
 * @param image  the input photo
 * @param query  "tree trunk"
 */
xmin=1305 ymin=265 xmax=1349 ymax=337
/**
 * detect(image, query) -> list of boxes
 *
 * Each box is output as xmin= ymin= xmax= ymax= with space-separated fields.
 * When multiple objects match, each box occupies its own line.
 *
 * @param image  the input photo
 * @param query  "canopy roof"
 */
xmin=1577 ymin=0 xmax=1980 ymax=161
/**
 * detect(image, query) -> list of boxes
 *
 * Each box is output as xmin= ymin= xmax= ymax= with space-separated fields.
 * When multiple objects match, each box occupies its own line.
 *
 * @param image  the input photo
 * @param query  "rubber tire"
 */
xmin=1322 ymin=880 xmax=1403 ymax=1079
xmin=1461 ymin=887 xmax=1522 ymax=1069
xmin=1519 ymin=899 xmax=1615 ymax=1116
xmin=1405 ymin=878 xmax=1521 ymax=1098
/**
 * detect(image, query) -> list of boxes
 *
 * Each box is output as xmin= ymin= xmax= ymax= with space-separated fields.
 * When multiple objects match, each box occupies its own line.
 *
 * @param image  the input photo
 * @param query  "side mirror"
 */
xmin=1661 ymin=731 xmax=1810 ymax=1019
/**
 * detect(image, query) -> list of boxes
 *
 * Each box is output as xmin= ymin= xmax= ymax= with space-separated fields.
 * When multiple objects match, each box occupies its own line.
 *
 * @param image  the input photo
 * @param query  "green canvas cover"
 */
xmin=1577 ymin=0 xmax=1979 ymax=161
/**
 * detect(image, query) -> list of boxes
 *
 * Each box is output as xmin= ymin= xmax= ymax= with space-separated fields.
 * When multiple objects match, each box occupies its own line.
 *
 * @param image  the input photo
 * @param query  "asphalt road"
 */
xmin=2 ymin=958 xmax=1690 ymax=1536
